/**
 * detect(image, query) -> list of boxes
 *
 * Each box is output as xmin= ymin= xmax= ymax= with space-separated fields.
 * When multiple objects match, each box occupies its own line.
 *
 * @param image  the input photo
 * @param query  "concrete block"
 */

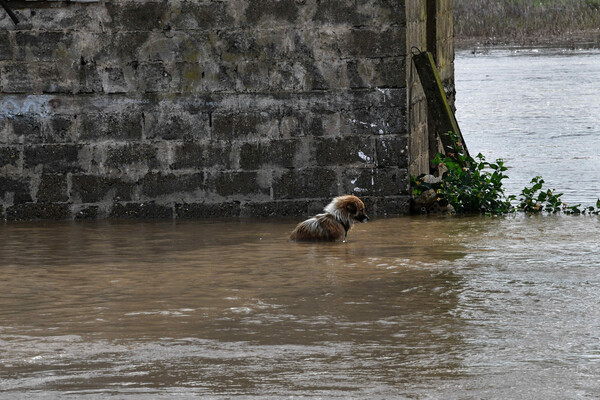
xmin=6 ymin=203 xmax=71 ymax=221
xmin=108 ymin=31 xmax=152 ymax=62
xmin=38 ymin=63 xmax=75 ymax=94
xmin=171 ymin=142 xmax=203 ymax=170
xmin=15 ymin=32 xmax=74 ymax=62
xmin=346 ymin=106 xmax=407 ymax=136
xmin=272 ymin=168 xmax=338 ymax=200
xmin=375 ymin=136 xmax=409 ymax=167
xmin=171 ymin=142 xmax=233 ymax=170
xmin=105 ymin=143 xmax=160 ymax=171
xmin=110 ymin=201 xmax=173 ymax=219
xmin=343 ymin=167 xmax=409 ymax=197
xmin=76 ymin=60 xmax=103 ymax=93
xmin=141 ymin=172 xmax=204 ymax=197
xmin=0 ymin=176 xmax=32 ymax=204
xmin=24 ymin=144 xmax=81 ymax=173
xmin=0 ymin=64 xmax=34 ymax=93
xmin=342 ymin=28 xmax=406 ymax=58
xmin=74 ymin=205 xmax=99 ymax=220
xmin=239 ymin=139 xmax=298 ymax=170
xmin=0 ymin=31 xmax=12 ymax=61
xmin=40 ymin=115 xmax=76 ymax=143
xmin=105 ymin=2 xmax=168 ymax=31
xmin=170 ymin=2 xmax=231 ymax=30
xmin=218 ymin=31 xmax=262 ymax=61
xmin=211 ymin=171 xmax=270 ymax=198
xmin=240 ymin=200 xmax=310 ymax=217
xmin=103 ymin=67 xmax=129 ymax=93
xmin=71 ymin=174 xmax=136 ymax=203
xmin=370 ymin=195 xmax=411 ymax=216
xmin=314 ymin=136 xmax=374 ymax=166
xmin=138 ymin=63 xmax=175 ymax=93
xmin=347 ymin=58 xmax=407 ymax=89
xmin=212 ymin=112 xmax=280 ymax=141
xmin=313 ymin=0 xmax=369 ymax=26
xmin=245 ymin=0 xmax=298 ymax=25
xmin=236 ymin=61 xmax=270 ymax=92
xmin=278 ymin=108 xmax=329 ymax=137
xmin=79 ymin=112 xmax=143 ymax=141
xmin=145 ymin=111 xmax=209 ymax=141
xmin=9 ymin=115 xmax=42 ymax=143
xmin=0 ymin=147 xmax=20 ymax=169
xmin=175 ymin=202 xmax=241 ymax=219
xmin=15 ymin=5 xmax=101 ymax=32
xmin=37 ymin=174 xmax=68 ymax=203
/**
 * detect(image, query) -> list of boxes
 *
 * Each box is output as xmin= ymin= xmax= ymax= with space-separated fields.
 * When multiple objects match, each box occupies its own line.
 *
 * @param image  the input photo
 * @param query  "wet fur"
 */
xmin=290 ymin=195 xmax=369 ymax=242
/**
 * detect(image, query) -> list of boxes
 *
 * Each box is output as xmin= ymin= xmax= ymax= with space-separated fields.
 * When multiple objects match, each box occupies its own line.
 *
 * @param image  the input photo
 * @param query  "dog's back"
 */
xmin=290 ymin=213 xmax=346 ymax=242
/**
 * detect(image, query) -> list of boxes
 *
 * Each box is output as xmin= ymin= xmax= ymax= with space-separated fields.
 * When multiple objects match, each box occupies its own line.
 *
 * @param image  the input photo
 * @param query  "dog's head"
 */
xmin=335 ymin=195 xmax=369 ymax=223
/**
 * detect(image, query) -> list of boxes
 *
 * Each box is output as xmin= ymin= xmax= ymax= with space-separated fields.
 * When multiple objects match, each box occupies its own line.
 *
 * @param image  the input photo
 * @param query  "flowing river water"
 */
xmin=1 ymin=49 xmax=600 ymax=399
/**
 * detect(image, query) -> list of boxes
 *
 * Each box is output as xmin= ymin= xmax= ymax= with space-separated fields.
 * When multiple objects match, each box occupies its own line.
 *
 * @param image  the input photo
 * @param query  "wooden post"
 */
xmin=412 ymin=49 xmax=469 ymax=158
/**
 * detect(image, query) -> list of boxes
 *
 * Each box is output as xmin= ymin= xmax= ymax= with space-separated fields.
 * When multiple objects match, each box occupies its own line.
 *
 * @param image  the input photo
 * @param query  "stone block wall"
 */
xmin=0 ymin=0 xmax=435 ymax=220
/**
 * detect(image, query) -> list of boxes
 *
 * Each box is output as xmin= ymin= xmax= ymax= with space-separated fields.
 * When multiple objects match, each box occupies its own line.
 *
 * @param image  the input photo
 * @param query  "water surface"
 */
xmin=2 ymin=216 xmax=600 ymax=399
xmin=455 ymin=48 xmax=600 ymax=205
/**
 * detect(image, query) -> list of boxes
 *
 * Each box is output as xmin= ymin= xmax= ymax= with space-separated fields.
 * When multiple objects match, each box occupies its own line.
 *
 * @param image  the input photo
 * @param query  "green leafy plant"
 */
xmin=516 ymin=176 xmax=562 ymax=213
xmin=516 ymin=176 xmax=600 ymax=215
xmin=413 ymin=132 xmax=514 ymax=215
xmin=411 ymin=132 xmax=600 ymax=216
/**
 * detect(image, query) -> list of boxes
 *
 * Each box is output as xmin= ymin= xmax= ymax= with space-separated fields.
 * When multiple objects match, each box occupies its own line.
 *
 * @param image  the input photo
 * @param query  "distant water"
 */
xmin=455 ymin=48 xmax=600 ymax=205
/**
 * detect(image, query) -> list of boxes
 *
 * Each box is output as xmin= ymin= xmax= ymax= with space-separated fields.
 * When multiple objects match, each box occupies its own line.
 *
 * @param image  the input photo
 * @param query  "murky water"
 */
xmin=2 ymin=217 xmax=600 ymax=399
xmin=2 ymin=50 xmax=600 ymax=399
xmin=455 ymin=48 xmax=600 ymax=205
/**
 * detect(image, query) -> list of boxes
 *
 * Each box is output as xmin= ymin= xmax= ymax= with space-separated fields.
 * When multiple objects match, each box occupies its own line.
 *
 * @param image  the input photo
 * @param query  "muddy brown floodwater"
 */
xmin=1 ymin=216 xmax=600 ymax=399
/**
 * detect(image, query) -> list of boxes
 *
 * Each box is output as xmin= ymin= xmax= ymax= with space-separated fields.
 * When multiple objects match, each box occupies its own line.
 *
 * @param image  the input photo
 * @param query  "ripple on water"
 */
xmin=1 ymin=214 xmax=599 ymax=398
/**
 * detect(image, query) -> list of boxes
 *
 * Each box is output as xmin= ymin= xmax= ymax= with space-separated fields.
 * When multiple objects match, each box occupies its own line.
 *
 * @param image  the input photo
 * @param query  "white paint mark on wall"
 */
xmin=358 ymin=151 xmax=371 ymax=163
xmin=349 ymin=118 xmax=383 ymax=133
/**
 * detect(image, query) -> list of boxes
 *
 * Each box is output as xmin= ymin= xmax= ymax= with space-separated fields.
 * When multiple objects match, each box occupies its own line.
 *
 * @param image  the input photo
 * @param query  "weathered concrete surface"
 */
xmin=0 ymin=0 xmax=452 ymax=220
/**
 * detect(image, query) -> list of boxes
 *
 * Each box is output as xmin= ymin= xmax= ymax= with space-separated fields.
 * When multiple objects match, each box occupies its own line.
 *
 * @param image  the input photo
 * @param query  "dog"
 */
xmin=290 ymin=195 xmax=369 ymax=242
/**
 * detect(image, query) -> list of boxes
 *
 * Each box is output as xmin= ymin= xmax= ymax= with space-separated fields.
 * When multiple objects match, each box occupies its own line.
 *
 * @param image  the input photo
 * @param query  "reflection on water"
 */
xmin=2 ymin=216 xmax=600 ymax=398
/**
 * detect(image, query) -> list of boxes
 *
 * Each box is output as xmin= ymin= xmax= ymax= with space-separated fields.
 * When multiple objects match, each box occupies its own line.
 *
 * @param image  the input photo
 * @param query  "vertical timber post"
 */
xmin=412 ymin=50 xmax=469 ymax=158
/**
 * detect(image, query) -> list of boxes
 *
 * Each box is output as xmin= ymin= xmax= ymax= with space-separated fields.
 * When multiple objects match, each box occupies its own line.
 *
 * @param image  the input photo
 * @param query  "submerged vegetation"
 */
xmin=454 ymin=0 xmax=600 ymax=46
xmin=411 ymin=133 xmax=600 ymax=216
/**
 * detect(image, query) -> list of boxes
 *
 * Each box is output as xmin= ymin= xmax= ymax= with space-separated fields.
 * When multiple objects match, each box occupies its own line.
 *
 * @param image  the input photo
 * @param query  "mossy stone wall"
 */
xmin=0 ymin=0 xmax=451 ymax=220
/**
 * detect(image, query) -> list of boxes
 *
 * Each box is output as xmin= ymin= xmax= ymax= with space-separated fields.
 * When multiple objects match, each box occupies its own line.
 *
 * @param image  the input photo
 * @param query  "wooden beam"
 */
xmin=0 ymin=0 xmax=19 ymax=24
xmin=412 ymin=50 xmax=469 ymax=158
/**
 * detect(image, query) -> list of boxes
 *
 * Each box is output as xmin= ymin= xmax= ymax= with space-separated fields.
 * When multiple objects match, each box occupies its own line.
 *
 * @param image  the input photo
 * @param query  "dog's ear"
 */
xmin=346 ymin=202 xmax=357 ymax=214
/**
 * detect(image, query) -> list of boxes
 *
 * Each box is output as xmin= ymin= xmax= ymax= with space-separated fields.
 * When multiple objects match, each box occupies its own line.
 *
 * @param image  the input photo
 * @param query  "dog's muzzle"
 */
xmin=357 ymin=214 xmax=369 ymax=222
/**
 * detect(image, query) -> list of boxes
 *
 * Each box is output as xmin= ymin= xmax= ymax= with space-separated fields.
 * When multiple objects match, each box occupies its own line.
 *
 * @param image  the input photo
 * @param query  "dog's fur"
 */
xmin=290 ymin=195 xmax=369 ymax=242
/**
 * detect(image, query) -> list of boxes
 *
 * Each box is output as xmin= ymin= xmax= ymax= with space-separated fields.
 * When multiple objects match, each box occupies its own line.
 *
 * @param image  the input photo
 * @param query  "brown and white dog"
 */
xmin=290 ymin=195 xmax=369 ymax=242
